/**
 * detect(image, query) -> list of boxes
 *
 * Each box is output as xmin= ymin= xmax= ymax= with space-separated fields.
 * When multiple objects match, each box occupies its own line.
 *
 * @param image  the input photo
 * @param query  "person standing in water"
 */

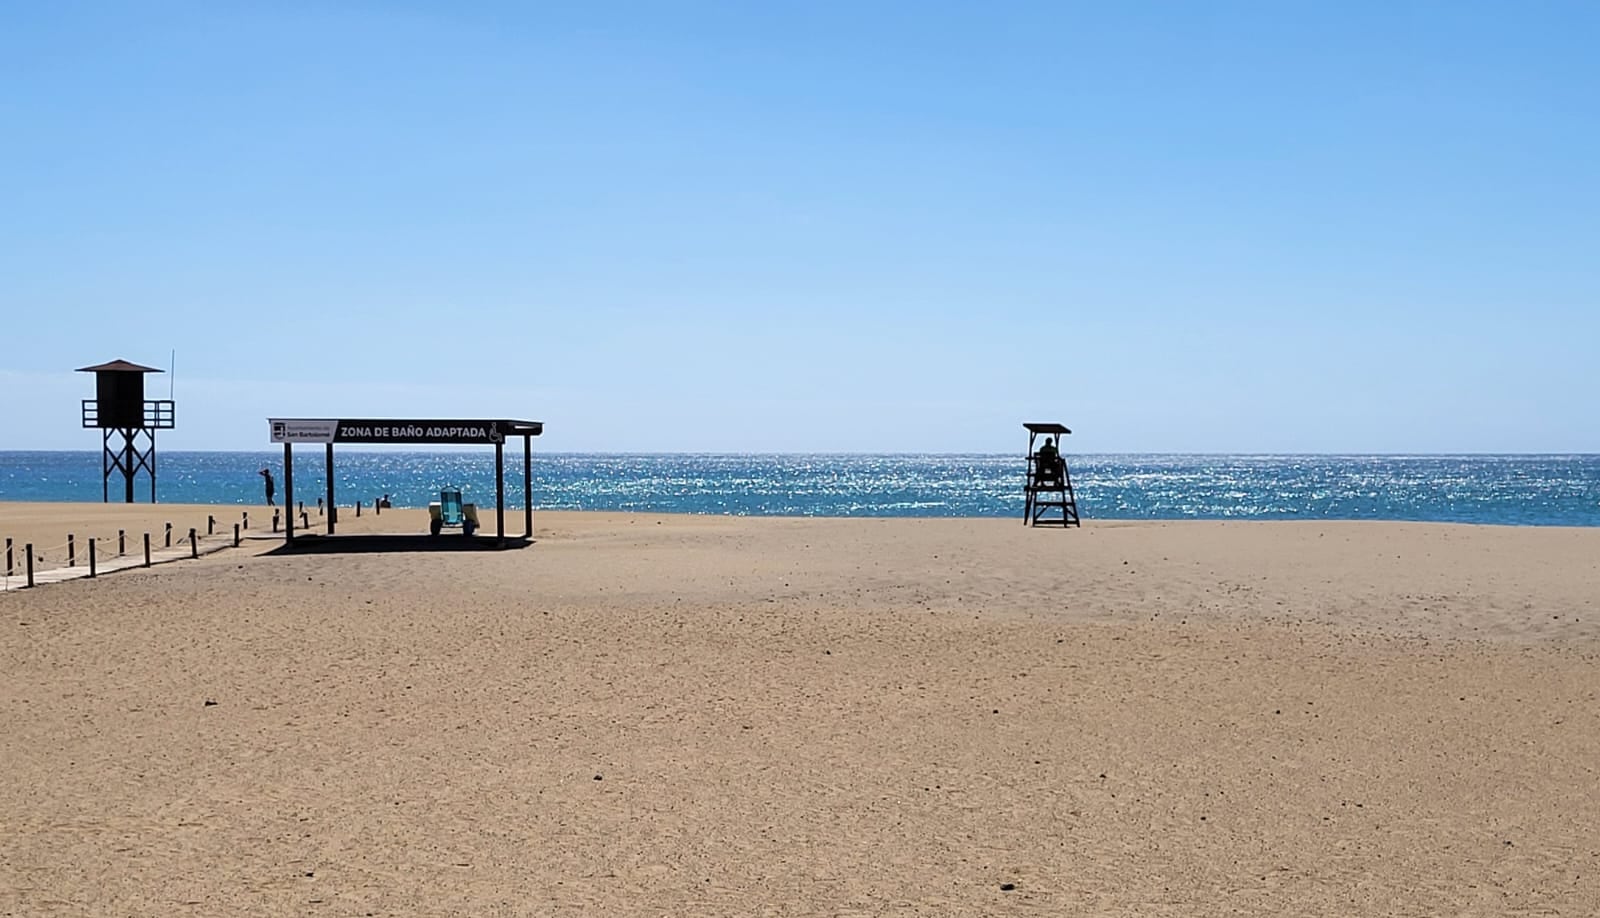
xmin=260 ymin=467 xmax=276 ymax=506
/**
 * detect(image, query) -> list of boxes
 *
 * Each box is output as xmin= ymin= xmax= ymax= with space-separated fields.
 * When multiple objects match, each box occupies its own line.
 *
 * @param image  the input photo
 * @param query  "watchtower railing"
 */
xmin=82 ymin=399 xmax=177 ymax=429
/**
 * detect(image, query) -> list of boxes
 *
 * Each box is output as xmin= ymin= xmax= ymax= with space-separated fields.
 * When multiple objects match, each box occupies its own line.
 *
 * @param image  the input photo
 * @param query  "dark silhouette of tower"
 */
xmin=78 ymin=359 xmax=175 ymax=503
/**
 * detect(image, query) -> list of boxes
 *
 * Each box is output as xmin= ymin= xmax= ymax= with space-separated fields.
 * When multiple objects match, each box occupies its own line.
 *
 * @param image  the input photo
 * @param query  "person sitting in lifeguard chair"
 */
xmin=1034 ymin=436 xmax=1065 ymax=485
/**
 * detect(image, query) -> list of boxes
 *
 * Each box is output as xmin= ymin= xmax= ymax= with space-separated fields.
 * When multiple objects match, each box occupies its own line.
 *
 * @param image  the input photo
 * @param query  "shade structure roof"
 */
xmin=76 ymin=359 xmax=164 ymax=373
xmin=1024 ymin=422 xmax=1072 ymax=435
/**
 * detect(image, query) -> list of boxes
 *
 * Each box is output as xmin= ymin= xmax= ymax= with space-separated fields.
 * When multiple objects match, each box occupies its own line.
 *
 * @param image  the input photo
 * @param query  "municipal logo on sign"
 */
xmin=267 ymin=418 xmax=340 ymax=443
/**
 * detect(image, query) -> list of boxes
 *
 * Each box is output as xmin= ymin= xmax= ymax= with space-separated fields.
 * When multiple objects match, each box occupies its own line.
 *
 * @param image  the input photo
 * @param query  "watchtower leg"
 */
xmin=1022 ymin=429 xmax=1039 ymax=524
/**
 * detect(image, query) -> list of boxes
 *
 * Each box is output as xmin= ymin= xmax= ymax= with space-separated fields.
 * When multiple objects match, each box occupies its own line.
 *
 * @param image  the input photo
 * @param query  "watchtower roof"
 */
xmin=76 ymin=359 xmax=164 ymax=373
xmin=1023 ymin=422 xmax=1071 ymax=435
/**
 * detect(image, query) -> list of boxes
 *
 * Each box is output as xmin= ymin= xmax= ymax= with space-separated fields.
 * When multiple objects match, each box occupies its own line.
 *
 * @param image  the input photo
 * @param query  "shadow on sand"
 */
xmin=263 ymin=534 xmax=534 ymax=556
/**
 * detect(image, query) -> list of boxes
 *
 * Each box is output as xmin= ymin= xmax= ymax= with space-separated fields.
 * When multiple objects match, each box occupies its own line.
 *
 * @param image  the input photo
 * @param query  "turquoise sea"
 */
xmin=3 ymin=452 xmax=1598 ymax=526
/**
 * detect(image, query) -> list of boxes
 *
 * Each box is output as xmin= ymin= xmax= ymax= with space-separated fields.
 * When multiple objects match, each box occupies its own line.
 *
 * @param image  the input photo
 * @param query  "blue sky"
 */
xmin=3 ymin=1 xmax=1596 ymax=452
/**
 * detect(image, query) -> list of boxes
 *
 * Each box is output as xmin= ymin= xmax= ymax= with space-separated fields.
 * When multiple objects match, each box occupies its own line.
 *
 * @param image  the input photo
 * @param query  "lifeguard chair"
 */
xmin=1023 ymin=422 xmax=1080 ymax=527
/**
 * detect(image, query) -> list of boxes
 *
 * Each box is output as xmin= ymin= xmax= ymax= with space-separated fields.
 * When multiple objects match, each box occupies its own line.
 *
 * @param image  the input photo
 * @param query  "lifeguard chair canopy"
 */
xmin=1024 ymin=422 xmax=1071 ymax=436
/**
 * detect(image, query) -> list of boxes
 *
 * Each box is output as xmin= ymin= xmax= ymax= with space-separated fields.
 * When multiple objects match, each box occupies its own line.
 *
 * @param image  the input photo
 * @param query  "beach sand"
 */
xmin=2 ymin=509 xmax=1597 ymax=915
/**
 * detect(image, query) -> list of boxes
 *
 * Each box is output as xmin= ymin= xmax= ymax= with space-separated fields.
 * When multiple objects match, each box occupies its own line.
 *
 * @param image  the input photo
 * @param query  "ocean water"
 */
xmin=2 ymin=452 xmax=1598 ymax=526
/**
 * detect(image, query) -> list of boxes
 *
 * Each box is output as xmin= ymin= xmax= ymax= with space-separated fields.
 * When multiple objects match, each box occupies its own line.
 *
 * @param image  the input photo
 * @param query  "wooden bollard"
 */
xmin=143 ymin=532 xmax=151 ymax=568
xmin=118 ymin=529 xmax=126 ymax=556
xmin=273 ymin=510 xmax=280 ymax=533
xmin=189 ymin=528 xmax=198 ymax=559
xmin=234 ymin=523 xmax=240 ymax=547
xmin=165 ymin=522 xmax=172 ymax=547
xmin=356 ymin=501 xmax=361 ymax=517
xmin=300 ymin=511 xmax=308 ymax=529
xmin=88 ymin=539 xmax=97 ymax=578
xmin=243 ymin=511 xmax=249 ymax=530
xmin=25 ymin=543 xmax=33 ymax=588
xmin=68 ymin=534 xmax=76 ymax=567
xmin=208 ymin=515 xmax=215 ymax=536
xmin=5 ymin=538 xmax=11 ymax=576
xmin=374 ymin=498 xmax=381 ymax=516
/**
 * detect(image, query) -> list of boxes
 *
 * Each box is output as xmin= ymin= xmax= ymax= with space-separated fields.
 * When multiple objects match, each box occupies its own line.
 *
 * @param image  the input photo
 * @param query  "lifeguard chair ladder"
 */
xmin=1023 ymin=422 xmax=1080 ymax=527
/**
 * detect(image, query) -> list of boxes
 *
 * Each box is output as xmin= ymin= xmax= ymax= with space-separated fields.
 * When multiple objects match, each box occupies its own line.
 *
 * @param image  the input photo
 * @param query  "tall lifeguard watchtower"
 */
xmin=78 ymin=359 xmax=175 ymax=503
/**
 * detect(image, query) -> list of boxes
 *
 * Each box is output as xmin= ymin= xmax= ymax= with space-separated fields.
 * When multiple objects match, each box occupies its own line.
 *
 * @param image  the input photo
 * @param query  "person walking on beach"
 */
xmin=260 ymin=468 xmax=276 ymax=506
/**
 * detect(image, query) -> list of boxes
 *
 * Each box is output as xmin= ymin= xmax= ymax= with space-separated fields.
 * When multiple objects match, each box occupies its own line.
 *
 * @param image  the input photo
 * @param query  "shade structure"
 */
xmin=267 ymin=418 xmax=544 ymax=544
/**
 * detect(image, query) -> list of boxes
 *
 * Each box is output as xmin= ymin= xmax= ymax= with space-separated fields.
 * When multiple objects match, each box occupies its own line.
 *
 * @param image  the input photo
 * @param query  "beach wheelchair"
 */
xmin=428 ymin=488 xmax=480 ymax=537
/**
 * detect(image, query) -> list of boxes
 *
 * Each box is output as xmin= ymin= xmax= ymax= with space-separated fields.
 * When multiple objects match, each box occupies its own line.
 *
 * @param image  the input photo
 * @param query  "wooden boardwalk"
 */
xmin=0 ymin=532 xmax=273 ymax=592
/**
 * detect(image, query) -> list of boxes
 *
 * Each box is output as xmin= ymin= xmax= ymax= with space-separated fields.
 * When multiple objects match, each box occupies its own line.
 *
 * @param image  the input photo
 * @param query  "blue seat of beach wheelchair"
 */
xmin=428 ymin=488 xmax=478 ymax=536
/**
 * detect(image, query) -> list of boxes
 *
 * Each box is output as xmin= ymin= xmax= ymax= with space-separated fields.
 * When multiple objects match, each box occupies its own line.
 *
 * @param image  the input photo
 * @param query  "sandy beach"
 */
xmin=2 ymin=506 xmax=1597 ymax=915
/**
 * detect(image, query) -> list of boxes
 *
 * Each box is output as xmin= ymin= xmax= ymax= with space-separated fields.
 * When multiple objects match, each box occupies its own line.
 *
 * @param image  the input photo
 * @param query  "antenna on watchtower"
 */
xmin=169 ymin=349 xmax=176 ymax=399
xmin=77 ymin=359 xmax=177 ymax=503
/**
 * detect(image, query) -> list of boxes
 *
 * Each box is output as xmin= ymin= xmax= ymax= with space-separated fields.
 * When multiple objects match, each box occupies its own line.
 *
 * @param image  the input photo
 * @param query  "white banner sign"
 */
xmin=269 ymin=418 xmax=339 ymax=443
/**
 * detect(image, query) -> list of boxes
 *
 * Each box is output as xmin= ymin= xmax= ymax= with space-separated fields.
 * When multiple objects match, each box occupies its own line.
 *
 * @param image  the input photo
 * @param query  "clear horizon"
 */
xmin=4 ymin=447 xmax=1598 ymax=459
xmin=5 ymin=2 xmax=1597 ymax=453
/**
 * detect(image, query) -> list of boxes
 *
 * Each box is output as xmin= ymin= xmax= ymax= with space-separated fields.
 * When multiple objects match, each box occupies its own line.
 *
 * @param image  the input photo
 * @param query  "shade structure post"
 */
xmin=284 ymin=443 xmax=295 ymax=542
xmin=523 ymin=433 xmax=532 ymax=538
xmin=325 ymin=442 xmax=336 ymax=535
xmin=495 ymin=439 xmax=505 ymax=543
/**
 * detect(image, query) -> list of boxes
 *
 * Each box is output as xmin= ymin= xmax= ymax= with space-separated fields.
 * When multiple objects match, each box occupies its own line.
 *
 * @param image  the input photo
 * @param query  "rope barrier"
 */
xmin=28 ymin=526 xmax=261 ymax=581
xmin=0 ymin=514 xmax=263 ymax=590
